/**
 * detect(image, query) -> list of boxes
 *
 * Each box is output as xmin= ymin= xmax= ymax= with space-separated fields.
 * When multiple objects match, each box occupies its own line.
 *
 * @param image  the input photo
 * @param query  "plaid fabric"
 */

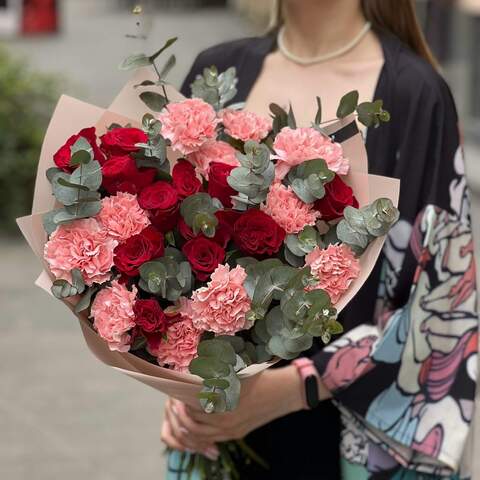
xmin=166 ymin=450 xmax=201 ymax=480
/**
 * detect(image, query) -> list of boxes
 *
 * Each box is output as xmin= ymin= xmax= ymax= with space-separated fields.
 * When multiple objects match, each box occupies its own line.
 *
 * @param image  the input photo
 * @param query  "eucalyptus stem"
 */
xmin=152 ymin=60 xmax=169 ymax=103
xmin=75 ymin=162 xmax=83 ymax=216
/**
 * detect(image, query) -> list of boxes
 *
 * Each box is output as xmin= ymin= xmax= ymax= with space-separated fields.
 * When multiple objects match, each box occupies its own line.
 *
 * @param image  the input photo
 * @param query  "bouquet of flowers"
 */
xmin=17 ymin=38 xmax=399 ymax=478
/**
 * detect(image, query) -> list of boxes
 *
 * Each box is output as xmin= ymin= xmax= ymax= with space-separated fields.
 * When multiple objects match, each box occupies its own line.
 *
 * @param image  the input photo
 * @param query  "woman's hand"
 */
xmin=161 ymin=365 xmax=326 ymax=451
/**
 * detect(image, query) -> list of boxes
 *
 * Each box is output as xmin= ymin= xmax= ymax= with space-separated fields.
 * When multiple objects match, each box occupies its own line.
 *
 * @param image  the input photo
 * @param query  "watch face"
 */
xmin=305 ymin=375 xmax=320 ymax=409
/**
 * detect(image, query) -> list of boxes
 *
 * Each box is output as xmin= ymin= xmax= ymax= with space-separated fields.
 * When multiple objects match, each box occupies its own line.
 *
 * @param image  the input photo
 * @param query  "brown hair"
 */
xmin=269 ymin=0 xmax=438 ymax=68
xmin=361 ymin=0 xmax=438 ymax=68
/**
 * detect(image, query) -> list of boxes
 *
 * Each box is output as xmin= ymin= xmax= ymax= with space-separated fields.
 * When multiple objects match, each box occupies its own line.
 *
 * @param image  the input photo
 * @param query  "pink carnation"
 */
xmin=158 ymin=98 xmax=219 ymax=155
xmin=187 ymin=140 xmax=239 ymax=179
xmin=272 ymin=127 xmax=349 ymax=180
xmin=154 ymin=298 xmax=202 ymax=372
xmin=90 ymin=280 xmax=137 ymax=352
xmin=44 ymin=218 xmax=117 ymax=286
xmin=261 ymin=182 xmax=320 ymax=234
xmin=220 ymin=109 xmax=272 ymax=142
xmin=191 ymin=264 xmax=251 ymax=335
xmin=305 ymin=244 xmax=360 ymax=304
xmin=96 ymin=191 xmax=150 ymax=242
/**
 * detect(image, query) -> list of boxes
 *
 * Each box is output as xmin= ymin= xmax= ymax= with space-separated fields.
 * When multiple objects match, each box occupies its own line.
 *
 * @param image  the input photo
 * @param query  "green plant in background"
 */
xmin=0 ymin=46 xmax=61 ymax=233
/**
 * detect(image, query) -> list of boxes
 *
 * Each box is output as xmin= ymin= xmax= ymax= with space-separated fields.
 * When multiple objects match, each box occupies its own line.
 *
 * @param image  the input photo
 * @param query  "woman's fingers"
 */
xmin=161 ymin=416 xmax=187 ymax=451
xmin=165 ymin=401 xmax=204 ymax=451
xmin=173 ymin=401 xmax=223 ymax=439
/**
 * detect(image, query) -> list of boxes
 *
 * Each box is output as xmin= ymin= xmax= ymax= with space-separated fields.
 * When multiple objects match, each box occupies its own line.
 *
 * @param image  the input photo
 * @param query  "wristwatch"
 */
xmin=292 ymin=357 xmax=320 ymax=410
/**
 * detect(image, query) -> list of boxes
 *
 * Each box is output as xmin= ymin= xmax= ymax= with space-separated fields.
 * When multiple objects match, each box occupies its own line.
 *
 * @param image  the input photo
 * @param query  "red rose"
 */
xmin=182 ymin=237 xmax=225 ymax=281
xmin=172 ymin=160 xmax=202 ymax=198
xmin=144 ymin=331 xmax=164 ymax=355
xmin=133 ymin=298 xmax=169 ymax=333
xmin=207 ymin=162 xmax=237 ymax=207
xmin=102 ymin=155 xmax=156 ymax=195
xmin=178 ymin=209 xmax=241 ymax=248
xmin=314 ymin=175 xmax=359 ymax=222
xmin=100 ymin=127 xmax=148 ymax=156
xmin=138 ymin=181 xmax=180 ymax=233
xmin=53 ymin=127 xmax=106 ymax=171
xmin=233 ymin=209 xmax=285 ymax=256
xmin=114 ymin=225 xmax=165 ymax=276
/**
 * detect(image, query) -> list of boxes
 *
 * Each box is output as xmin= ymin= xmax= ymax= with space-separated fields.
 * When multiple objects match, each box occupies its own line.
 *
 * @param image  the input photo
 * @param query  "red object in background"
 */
xmin=22 ymin=0 xmax=58 ymax=34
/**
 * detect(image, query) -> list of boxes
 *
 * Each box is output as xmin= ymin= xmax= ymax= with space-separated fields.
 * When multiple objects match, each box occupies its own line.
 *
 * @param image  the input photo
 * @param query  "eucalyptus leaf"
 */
xmin=139 ymin=91 xmax=167 ymax=112
xmin=70 ymin=160 xmax=102 ymax=191
xmin=284 ymin=246 xmax=305 ymax=267
xmin=267 ymin=336 xmax=297 ymax=360
xmin=159 ymin=54 xmax=176 ymax=80
xmin=149 ymin=37 xmax=178 ymax=62
xmin=134 ymin=79 xmax=156 ymax=88
xmin=70 ymin=268 xmax=85 ymax=295
xmin=119 ymin=53 xmax=151 ymax=71
xmin=337 ymin=90 xmax=359 ymax=119
xmin=46 ymin=167 xmax=62 ymax=183
xmin=197 ymin=339 xmax=236 ymax=365
xmin=74 ymin=286 xmax=99 ymax=313
xmin=189 ymin=357 xmax=230 ymax=379
xmin=42 ymin=208 xmax=64 ymax=235
xmin=314 ymin=96 xmax=322 ymax=124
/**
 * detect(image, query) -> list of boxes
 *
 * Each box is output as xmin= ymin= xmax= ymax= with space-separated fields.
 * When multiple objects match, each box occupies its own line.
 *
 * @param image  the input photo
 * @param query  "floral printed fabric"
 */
xmin=315 ymin=145 xmax=478 ymax=479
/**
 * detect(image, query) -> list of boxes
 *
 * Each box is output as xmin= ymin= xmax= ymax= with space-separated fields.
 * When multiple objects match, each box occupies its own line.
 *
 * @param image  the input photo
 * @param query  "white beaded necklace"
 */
xmin=277 ymin=22 xmax=372 ymax=66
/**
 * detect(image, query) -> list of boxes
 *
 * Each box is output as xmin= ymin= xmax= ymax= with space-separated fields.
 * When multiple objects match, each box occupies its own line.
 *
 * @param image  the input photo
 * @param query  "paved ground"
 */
xmin=1 ymin=2 xmax=480 ymax=480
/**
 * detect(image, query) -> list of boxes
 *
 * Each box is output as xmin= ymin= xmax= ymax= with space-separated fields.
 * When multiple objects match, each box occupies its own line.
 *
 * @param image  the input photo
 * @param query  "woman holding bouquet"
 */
xmin=163 ymin=0 xmax=478 ymax=478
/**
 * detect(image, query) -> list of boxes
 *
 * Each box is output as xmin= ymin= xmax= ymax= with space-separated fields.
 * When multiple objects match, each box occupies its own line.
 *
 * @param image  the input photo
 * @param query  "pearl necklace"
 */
xmin=277 ymin=22 xmax=372 ymax=66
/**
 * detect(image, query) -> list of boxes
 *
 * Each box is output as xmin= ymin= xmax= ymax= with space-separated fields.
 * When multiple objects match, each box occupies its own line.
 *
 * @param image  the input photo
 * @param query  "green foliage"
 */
xmin=139 ymin=91 xmax=167 ymax=112
xmin=42 ymin=139 xmax=102 ymax=234
xmin=74 ymin=286 xmax=99 ymax=313
xmin=134 ymin=113 xmax=170 ymax=175
xmin=121 ymin=37 xmax=178 ymax=110
xmin=190 ymin=66 xmax=238 ymax=111
xmin=269 ymin=102 xmax=297 ymax=134
xmin=337 ymin=197 xmax=400 ymax=255
xmin=119 ymin=36 xmax=177 ymax=71
xmin=335 ymin=90 xmax=390 ymax=128
xmin=189 ymin=338 xmax=241 ymax=413
xmin=138 ymin=249 xmax=192 ymax=302
xmin=180 ymin=192 xmax=220 ymax=237
xmin=356 ymin=99 xmax=391 ymax=128
xmin=0 ymin=47 xmax=61 ymax=232
xmin=241 ymin=259 xmax=340 ymax=361
xmin=227 ymin=140 xmax=274 ymax=210
xmin=284 ymin=225 xmax=323 ymax=266
xmin=286 ymin=158 xmax=335 ymax=203
xmin=314 ymin=96 xmax=322 ymax=125
xmin=336 ymin=90 xmax=359 ymax=118
xmin=51 ymin=268 xmax=85 ymax=299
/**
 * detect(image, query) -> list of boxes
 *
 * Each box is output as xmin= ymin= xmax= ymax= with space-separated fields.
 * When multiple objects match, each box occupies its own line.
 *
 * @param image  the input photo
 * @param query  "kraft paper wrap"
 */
xmin=17 ymin=69 xmax=399 ymax=405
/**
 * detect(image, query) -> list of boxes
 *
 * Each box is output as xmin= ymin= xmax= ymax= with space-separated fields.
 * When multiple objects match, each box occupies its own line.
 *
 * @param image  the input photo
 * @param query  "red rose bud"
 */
xmin=207 ymin=162 xmax=237 ymax=208
xmin=233 ymin=209 xmax=286 ymax=256
xmin=53 ymin=127 xmax=105 ymax=171
xmin=172 ymin=160 xmax=202 ymax=198
xmin=101 ymin=155 xmax=156 ymax=195
xmin=182 ymin=236 xmax=225 ymax=281
xmin=314 ymin=175 xmax=359 ymax=222
xmin=100 ymin=127 xmax=148 ymax=156
xmin=133 ymin=298 xmax=169 ymax=334
xmin=138 ymin=181 xmax=180 ymax=233
xmin=113 ymin=225 xmax=165 ymax=276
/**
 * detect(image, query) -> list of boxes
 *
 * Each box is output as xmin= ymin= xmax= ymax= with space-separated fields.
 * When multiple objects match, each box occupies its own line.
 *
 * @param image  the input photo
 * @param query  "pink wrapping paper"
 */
xmin=16 ymin=71 xmax=399 ymax=403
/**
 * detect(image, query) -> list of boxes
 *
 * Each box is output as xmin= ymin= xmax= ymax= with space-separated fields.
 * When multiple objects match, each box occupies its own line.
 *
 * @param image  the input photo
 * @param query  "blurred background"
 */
xmin=1 ymin=1 xmax=480 ymax=479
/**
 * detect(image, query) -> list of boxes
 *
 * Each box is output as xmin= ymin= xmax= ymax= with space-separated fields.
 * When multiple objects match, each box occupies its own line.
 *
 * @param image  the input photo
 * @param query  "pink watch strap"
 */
xmin=292 ymin=357 xmax=319 ymax=409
